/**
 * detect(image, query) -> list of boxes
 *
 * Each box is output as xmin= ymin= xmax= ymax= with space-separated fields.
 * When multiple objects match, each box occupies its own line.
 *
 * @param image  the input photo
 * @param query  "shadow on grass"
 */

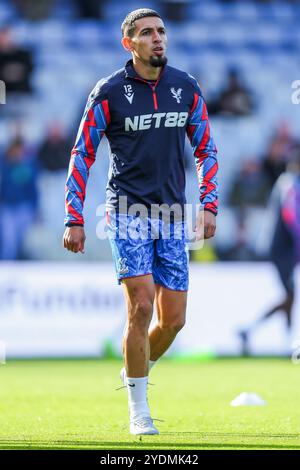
xmin=0 ymin=444 xmax=300 ymax=450
xmin=0 ymin=433 xmax=300 ymax=450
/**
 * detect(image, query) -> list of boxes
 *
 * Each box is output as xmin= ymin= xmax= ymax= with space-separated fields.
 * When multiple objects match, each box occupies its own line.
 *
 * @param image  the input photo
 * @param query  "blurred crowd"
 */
xmin=0 ymin=123 xmax=72 ymax=259
xmin=7 ymin=0 xmax=300 ymax=21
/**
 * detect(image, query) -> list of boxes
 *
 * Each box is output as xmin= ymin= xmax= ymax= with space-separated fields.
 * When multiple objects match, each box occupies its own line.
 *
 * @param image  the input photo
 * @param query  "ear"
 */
xmin=122 ymin=36 xmax=133 ymax=52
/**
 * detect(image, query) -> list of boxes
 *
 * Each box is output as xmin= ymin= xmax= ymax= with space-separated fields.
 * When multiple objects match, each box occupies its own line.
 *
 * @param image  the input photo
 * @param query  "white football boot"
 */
xmin=130 ymin=415 xmax=159 ymax=435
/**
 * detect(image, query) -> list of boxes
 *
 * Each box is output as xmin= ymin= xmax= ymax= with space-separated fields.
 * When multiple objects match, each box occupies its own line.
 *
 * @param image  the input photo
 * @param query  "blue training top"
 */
xmin=65 ymin=59 xmax=218 ymax=226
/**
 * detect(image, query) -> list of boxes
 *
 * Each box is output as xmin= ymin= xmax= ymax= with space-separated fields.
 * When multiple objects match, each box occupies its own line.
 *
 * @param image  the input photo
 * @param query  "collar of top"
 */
xmin=124 ymin=59 xmax=167 ymax=82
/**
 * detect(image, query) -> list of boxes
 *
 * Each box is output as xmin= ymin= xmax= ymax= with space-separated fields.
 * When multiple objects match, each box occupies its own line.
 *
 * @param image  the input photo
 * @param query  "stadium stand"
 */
xmin=0 ymin=0 xmax=299 ymax=260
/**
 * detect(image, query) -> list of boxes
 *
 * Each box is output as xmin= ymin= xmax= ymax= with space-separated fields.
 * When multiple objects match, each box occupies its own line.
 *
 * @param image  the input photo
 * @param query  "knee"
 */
xmin=135 ymin=299 xmax=153 ymax=317
xmin=129 ymin=299 xmax=153 ymax=329
xmin=160 ymin=317 xmax=186 ymax=334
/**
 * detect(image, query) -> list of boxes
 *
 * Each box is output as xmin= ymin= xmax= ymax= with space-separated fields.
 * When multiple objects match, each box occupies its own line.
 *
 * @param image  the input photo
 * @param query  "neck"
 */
xmin=132 ymin=56 xmax=162 ymax=81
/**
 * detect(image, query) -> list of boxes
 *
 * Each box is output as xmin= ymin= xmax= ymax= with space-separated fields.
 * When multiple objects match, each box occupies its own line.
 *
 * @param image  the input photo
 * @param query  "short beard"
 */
xmin=149 ymin=55 xmax=168 ymax=67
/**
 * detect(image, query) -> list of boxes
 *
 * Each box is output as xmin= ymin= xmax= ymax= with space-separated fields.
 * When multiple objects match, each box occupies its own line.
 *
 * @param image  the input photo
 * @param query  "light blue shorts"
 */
xmin=107 ymin=213 xmax=189 ymax=291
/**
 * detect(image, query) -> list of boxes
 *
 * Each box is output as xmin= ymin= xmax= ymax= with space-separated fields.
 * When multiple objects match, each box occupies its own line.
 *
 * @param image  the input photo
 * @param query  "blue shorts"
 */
xmin=107 ymin=213 xmax=189 ymax=291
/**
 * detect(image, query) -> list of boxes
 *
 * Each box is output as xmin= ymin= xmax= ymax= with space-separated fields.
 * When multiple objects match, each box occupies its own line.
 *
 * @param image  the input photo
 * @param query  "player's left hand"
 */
xmin=194 ymin=210 xmax=216 ymax=240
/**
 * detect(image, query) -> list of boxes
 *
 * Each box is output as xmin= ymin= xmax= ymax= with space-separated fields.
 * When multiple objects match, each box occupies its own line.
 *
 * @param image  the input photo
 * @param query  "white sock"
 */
xmin=127 ymin=376 xmax=150 ymax=420
xmin=149 ymin=360 xmax=156 ymax=372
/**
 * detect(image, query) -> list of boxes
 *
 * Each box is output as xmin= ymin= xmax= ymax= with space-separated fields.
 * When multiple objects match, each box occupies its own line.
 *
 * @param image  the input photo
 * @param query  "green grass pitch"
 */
xmin=0 ymin=358 xmax=300 ymax=450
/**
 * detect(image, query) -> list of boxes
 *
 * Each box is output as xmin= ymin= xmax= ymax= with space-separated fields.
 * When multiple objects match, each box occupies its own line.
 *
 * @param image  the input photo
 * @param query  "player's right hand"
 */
xmin=193 ymin=209 xmax=216 ymax=240
xmin=63 ymin=226 xmax=86 ymax=254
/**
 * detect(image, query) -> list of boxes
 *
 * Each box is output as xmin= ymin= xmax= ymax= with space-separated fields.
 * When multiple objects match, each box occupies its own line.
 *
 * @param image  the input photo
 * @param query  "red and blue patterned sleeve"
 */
xmin=64 ymin=85 xmax=110 ymax=226
xmin=187 ymin=91 xmax=218 ymax=215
